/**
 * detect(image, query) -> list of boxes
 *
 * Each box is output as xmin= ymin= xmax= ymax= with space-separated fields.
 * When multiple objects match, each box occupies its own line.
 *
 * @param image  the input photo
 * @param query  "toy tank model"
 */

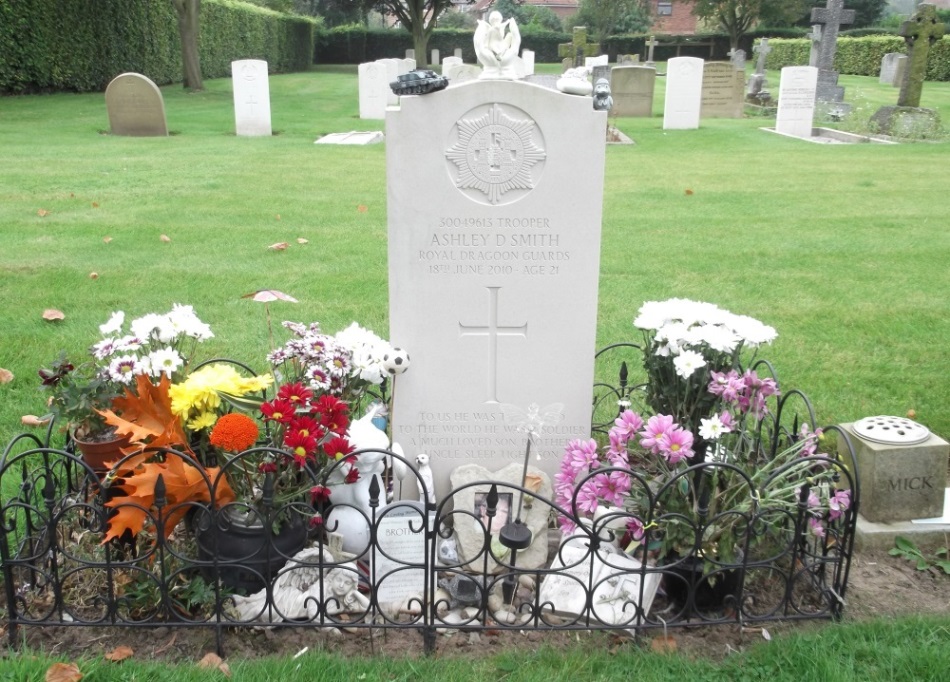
xmin=390 ymin=69 xmax=449 ymax=96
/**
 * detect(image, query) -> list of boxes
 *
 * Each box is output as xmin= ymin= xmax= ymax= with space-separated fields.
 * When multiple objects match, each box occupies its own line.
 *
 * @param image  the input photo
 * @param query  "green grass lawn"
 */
xmin=0 ymin=62 xmax=949 ymax=677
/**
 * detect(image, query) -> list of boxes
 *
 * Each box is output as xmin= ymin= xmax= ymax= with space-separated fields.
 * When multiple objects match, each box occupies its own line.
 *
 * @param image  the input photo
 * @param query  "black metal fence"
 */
xmin=0 ymin=351 xmax=859 ymax=657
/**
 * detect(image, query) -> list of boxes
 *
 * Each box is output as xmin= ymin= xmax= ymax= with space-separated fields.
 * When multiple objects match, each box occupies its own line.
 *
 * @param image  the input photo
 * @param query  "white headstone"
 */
xmin=454 ymin=48 xmax=463 ymax=59
xmin=584 ymin=54 xmax=609 ymax=69
xmin=446 ymin=64 xmax=482 ymax=84
xmin=522 ymin=50 xmax=535 ymax=76
xmin=386 ymin=80 xmax=606 ymax=496
xmin=401 ymin=57 xmax=416 ymax=73
xmin=663 ymin=57 xmax=704 ymax=130
xmin=378 ymin=58 xmax=403 ymax=106
xmin=314 ymin=131 xmax=385 ymax=145
xmin=431 ymin=49 xmax=440 ymax=66
xmin=406 ymin=49 xmax=415 ymax=60
xmin=879 ymin=53 xmax=908 ymax=87
xmin=231 ymin=59 xmax=272 ymax=137
xmin=441 ymin=56 xmax=463 ymax=76
xmin=358 ymin=61 xmax=389 ymax=120
xmin=610 ymin=65 xmax=656 ymax=118
xmin=776 ymin=66 xmax=818 ymax=138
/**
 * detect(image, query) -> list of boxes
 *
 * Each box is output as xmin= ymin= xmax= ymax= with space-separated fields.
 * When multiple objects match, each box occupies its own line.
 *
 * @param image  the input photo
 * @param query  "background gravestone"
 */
xmin=386 ymin=80 xmax=606 ymax=496
xmin=810 ymin=0 xmax=855 ymax=103
xmin=663 ymin=57 xmax=704 ymax=129
xmin=700 ymin=62 xmax=744 ymax=118
xmin=775 ymin=66 xmax=818 ymax=138
xmin=105 ymin=73 xmax=168 ymax=137
xmin=879 ymin=53 xmax=908 ymax=87
xmin=358 ymin=62 xmax=389 ymax=120
xmin=609 ymin=65 xmax=656 ymax=118
xmin=521 ymin=50 xmax=535 ymax=76
xmin=231 ymin=59 xmax=271 ymax=137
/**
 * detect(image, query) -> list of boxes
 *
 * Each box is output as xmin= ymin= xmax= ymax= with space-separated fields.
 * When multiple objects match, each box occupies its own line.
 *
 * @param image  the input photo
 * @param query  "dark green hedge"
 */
xmin=765 ymin=36 xmax=950 ymax=81
xmin=0 ymin=0 xmax=316 ymax=94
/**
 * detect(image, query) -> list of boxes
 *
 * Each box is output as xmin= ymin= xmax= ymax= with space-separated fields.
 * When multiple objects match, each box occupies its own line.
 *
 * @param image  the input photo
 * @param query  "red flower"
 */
xmin=309 ymin=514 xmax=324 ymax=529
xmin=261 ymin=398 xmax=295 ymax=424
xmin=344 ymin=467 xmax=360 ymax=484
xmin=288 ymin=415 xmax=324 ymax=441
xmin=285 ymin=430 xmax=317 ymax=465
xmin=310 ymin=485 xmax=332 ymax=506
xmin=258 ymin=460 xmax=277 ymax=474
xmin=311 ymin=394 xmax=350 ymax=433
xmin=324 ymin=435 xmax=354 ymax=460
xmin=278 ymin=382 xmax=313 ymax=406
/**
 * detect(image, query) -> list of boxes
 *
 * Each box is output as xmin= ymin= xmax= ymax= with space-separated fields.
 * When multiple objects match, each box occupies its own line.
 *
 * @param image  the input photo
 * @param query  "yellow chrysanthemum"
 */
xmin=187 ymin=411 xmax=218 ymax=432
xmin=170 ymin=364 xmax=273 ymax=418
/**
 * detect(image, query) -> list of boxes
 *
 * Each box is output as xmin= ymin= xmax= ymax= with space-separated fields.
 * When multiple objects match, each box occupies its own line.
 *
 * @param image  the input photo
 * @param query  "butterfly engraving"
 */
xmin=499 ymin=402 xmax=565 ymax=443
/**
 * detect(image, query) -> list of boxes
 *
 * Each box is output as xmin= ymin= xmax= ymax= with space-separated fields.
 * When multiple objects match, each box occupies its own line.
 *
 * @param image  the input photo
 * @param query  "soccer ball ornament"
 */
xmin=382 ymin=348 xmax=410 ymax=375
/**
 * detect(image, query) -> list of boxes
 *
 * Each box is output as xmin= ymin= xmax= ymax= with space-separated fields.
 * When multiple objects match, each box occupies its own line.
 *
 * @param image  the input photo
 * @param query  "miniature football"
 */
xmin=382 ymin=347 xmax=410 ymax=375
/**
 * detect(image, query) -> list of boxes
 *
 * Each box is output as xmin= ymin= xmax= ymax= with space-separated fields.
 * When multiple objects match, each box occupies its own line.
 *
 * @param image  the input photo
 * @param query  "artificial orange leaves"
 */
xmin=98 ymin=375 xmax=234 ymax=543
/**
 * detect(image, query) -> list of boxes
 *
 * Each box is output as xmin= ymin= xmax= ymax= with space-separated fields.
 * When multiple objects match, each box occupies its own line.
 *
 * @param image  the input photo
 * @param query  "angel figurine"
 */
xmin=474 ymin=11 xmax=522 ymax=80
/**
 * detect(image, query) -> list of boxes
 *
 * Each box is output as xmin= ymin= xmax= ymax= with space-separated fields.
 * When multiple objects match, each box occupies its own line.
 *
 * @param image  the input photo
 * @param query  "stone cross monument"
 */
xmin=810 ymin=0 xmax=856 ymax=102
xmin=898 ymin=3 xmax=946 ymax=108
xmin=558 ymin=26 xmax=601 ymax=69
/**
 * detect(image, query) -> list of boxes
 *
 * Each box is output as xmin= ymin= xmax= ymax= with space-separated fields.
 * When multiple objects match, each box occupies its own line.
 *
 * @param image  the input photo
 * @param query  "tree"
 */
xmin=348 ymin=1 xmax=474 ymax=67
xmin=691 ymin=0 xmax=811 ymax=50
xmin=567 ymin=0 xmax=651 ymax=40
xmin=172 ymin=0 xmax=203 ymax=91
xmin=492 ymin=0 xmax=562 ymax=32
xmin=313 ymin=0 xmax=377 ymax=25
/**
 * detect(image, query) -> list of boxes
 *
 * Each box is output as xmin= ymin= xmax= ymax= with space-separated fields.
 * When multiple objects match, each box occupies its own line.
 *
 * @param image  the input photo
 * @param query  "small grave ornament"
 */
xmin=851 ymin=415 xmax=931 ymax=446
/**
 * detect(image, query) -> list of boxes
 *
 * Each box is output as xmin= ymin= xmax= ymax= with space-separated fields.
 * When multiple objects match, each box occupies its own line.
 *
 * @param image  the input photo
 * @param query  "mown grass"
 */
xmin=3 ymin=615 xmax=949 ymax=680
xmin=1 ymin=65 xmax=948 ymax=447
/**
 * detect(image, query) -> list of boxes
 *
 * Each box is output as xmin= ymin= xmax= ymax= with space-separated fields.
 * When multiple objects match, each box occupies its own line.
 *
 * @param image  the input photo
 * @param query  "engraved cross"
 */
xmin=458 ymin=286 xmax=527 ymax=404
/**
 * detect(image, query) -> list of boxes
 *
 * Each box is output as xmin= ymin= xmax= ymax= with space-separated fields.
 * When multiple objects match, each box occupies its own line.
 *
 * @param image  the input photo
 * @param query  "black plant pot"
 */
xmin=192 ymin=507 xmax=308 ymax=593
xmin=663 ymin=554 xmax=741 ymax=611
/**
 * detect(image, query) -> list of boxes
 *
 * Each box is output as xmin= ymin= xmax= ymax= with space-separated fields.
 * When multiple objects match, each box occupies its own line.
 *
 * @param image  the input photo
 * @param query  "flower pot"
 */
xmin=662 ymin=554 xmax=741 ymax=611
xmin=71 ymin=430 xmax=132 ymax=473
xmin=192 ymin=506 xmax=308 ymax=593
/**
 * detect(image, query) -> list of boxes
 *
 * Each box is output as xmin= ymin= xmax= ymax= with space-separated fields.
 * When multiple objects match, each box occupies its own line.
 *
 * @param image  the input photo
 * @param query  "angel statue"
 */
xmin=474 ymin=10 xmax=522 ymax=80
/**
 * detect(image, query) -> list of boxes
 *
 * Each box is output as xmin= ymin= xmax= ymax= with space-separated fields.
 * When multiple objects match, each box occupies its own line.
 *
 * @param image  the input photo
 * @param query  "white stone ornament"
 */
xmin=383 ymin=347 xmax=410 ymax=375
xmin=474 ymin=11 xmax=522 ymax=80
xmin=557 ymin=67 xmax=593 ymax=96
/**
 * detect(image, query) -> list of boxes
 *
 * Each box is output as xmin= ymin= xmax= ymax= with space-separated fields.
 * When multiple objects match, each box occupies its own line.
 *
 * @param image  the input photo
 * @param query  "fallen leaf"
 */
xmin=160 ymin=234 xmax=171 ymax=243
xmin=0 ymin=368 xmax=13 ymax=384
xmin=42 ymin=309 xmax=65 ymax=321
xmin=69 ymin=193 xmax=75 ymax=198
xmin=89 ymin=272 xmax=99 ymax=280
xmin=45 ymin=662 xmax=82 ymax=682
xmin=275 ymin=214 xmax=281 ymax=220
xmin=357 ymin=204 xmax=368 ymax=213
xmin=38 ymin=209 xmax=51 ymax=217
xmin=297 ymin=237 xmax=309 ymax=244
xmin=268 ymin=242 xmax=289 ymax=251
xmin=761 ymin=627 xmax=771 ymax=641
xmin=685 ymin=189 xmax=694 ymax=196
xmin=197 ymin=652 xmax=231 ymax=677
xmin=91 ymin=202 xmax=99 ymax=208
xmin=650 ymin=635 xmax=678 ymax=653
xmin=241 ymin=289 xmax=299 ymax=303
xmin=104 ymin=646 xmax=134 ymax=662
xmin=907 ymin=409 xmax=917 ymax=419
xmin=22 ymin=415 xmax=50 ymax=427
xmin=103 ymin=237 xmax=113 ymax=244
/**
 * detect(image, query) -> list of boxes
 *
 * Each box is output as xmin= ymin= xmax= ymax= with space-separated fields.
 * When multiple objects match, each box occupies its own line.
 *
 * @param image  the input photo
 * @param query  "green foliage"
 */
xmin=0 ymin=0 xmax=316 ymax=94
xmin=766 ymin=35 xmax=950 ymax=81
xmin=437 ymin=9 xmax=476 ymax=30
xmin=566 ymin=0 xmax=650 ymax=40
xmin=889 ymin=536 xmax=950 ymax=574
xmin=491 ymin=0 xmax=562 ymax=32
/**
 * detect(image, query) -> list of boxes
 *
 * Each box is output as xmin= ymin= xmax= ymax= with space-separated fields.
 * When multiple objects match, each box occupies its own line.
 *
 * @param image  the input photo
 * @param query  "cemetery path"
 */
xmin=10 ymin=549 xmax=950 ymax=663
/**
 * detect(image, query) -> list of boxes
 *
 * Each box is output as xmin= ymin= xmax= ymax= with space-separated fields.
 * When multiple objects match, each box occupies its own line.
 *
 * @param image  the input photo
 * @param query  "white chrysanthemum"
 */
xmin=99 ymin=311 xmax=125 ymax=336
xmin=108 ymin=355 xmax=140 ymax=384
xmin=352 ymin=346 xmax=386 ymax=384
xmin=656 ymin=321 xmax=689 ymax=346
xmin=696 ymin=324 xmax=741 ymax=353
xmin=148 ymin=348 xmax=183 ymax=377
xmin=92 ymin=337 xmax=118 ymax=360
xmin=169 ymin=303 xmax=213 ymax=340
xmin=699 ymin=414 xmax=731 ymax=441
xmin=116 ymin=335 xmax=144 ymax=353
xmin=131 ymin=313 xmax=172 ymax=342
xmin=729 ymin=314 xmax=778 ymax=346
xmin=673 ymin=349 xmax=705 ymax=379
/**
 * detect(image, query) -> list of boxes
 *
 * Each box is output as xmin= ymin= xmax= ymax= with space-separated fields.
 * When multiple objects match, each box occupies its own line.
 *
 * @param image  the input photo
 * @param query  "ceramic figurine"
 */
xmin=474 ymin=11 xmax=521 ymax=80
xmin=592 ymin=78 xmax=613 ymax=111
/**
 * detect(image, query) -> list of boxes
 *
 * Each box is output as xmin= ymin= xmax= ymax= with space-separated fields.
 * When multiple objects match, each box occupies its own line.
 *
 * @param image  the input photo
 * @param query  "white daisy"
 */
xmin=673 ymin=349 xmax=705 ymax=379
xmin=99 ymin=311 xmax=125 ymax=336
xmin=148 ymin=348 xmax=183 ymax=377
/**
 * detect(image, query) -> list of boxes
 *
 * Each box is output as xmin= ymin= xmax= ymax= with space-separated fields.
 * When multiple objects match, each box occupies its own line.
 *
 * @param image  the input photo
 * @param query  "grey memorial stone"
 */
xmin=231 ymin=59 xmax=271 ymax=137
xmin=617 ymin=54 xmax=639 ymax=66
xmin=609 ymin=65 xmax=656 ymax=118
xmin=775 ymin=66 xmax=818 ymax=138
xmin=807 ymin=24 xmax=822 ymax=67
xmin=728 ymin=48 xmax=746 ymax=71
xmin=431 ymin=49 xmax=440 ymax=66
xmin=105 ymin=73 xmax=168 ymax=137
xmin=879 ymin=53 xmax=908 ymax=87
xmin=449 ymin=463 xmax=552 ymax=572
xmin=747 ymin=38 xmax=772 ymax=100
xmin=591 ymin=64 xmax=611 ymax=86
xmin=386 ymin=80 xmax=606 ymax=496
xmin=645 ymin=35 xmax=658 ymax=66
xmin=840 ymin=421 xmax=949 ymax=523
xmin=810 ymin=0 xmax=856 ymax=103
xmin=701 ymin=62 xmax=744 ymax=118
xmin=454 ymin=48 xmax=463 ymax=59
xmin=406 ymin=49 xmax=415 ymax=60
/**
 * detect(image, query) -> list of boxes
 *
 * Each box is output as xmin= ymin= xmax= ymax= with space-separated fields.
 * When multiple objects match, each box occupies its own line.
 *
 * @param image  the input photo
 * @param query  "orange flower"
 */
xmin=209 ymin=413 xmax=259 ymax=452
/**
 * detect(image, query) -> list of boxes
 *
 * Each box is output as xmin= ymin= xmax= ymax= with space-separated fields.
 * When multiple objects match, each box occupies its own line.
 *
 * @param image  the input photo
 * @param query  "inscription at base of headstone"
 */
xmin=663 ymin=57 xmax=704 ymax=129
xmin=840 ymin=422 xmax=949 ymax=523
xmin=105 ymin=73 xmax=168 ymax=137
xmin=775 ymin=66 xmax=818 ymax=138
xmin=386 ymin=80 xmax=606 ymax=496
xmin=232 ymin=59 xmax=272 ymax=137
xmin=610 ymin=66 xmax=656 ymax=118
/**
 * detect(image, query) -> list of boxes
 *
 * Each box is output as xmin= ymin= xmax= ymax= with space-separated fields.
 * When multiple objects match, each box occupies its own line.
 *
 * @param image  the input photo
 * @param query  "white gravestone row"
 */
xmin=232 ymin=59 xmax=272 ymax=137
xmin=359 ymin=58 xmax=414 ymax=119
xmin=386 ymin=80 xmax=606 ymax=496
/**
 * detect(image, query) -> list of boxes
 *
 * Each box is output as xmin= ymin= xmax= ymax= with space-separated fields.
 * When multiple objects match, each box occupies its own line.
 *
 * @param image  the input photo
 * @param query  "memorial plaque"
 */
xmin=700 ymin=62 xmax=744 ymax=118
xmin=105 ymin=73 xmax=168 ymax=137
xmin=374 ymin=502 xmax=430 ymax=609
xmin=386 ymin=80 xmax=606 ymax=496
xmin=775 ymin=66 xmax=818 ymax=138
